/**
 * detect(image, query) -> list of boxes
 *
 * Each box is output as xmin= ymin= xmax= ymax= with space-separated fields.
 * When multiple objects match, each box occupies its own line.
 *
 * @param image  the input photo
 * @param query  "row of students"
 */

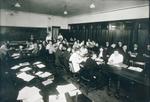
xmin=43 ymin=36 xmax=150 ymax=73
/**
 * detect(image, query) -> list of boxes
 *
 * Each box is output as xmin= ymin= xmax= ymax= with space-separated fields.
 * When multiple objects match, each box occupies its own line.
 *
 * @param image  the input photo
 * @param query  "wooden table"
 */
xmin=101 ymin=64 xmax=150 ymax=101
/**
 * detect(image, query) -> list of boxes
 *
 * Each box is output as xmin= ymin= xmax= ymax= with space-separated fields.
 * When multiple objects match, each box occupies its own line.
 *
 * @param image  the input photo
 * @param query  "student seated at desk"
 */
xmin=97 ymin=47 xmax=107 ymax=63
xmin=0 ymin=42 xmax=9 ymax=61
xmin=104 ymin=42 xmax=110 ymax=50
xmin=129 ymin=44 xmax=145 ymax=62
xmin=46 ymin=41 xmax=55 ymax=53
xmin=46 ymin=31 xmax=52 ymax=43
xmin=106 ymin=43 xmax=116 ymax=57
xmin=82 ymin=51 xmax=99 ymax=70
xmin=55 ymin=43 xmax=64 ymax=68
xmin=61 ymin=46 xmax=72 ymax=72
xmin=116 ymin=41 xmax=124 ymax=54
xmin=143 ymin=44 xmax=150 ymax=59
xmin=45 ymin=40 xmax=55 ymax=61
xmin=122 ymin=45 xmax=130 ymax=64
xmin=107 ymin=50 xmax=124 ymax=65
xmin=79 ymin=52 xmax=98 ymax=82
xmin=32 ymin=41 xmax=39 ymax=55
xmin=28 ymin=41 xmax=34 ymax=51
xmin=86 ymin=39 xmax=92 ymax=48
xmin=128 ymin=43 xmax=139 ymax=58
xmin=69 ymin=48 xmax=86 ymax=73
xmin=143 ymin=44 xmax=150 ymax=71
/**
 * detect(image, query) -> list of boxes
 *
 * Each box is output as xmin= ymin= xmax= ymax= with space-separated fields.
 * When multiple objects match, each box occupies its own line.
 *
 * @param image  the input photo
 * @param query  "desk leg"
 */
xmin=129 ymin=81 xmax=135 ymax=102
xmin=108 ymin=77 xmax=111 ymax=90
xmin=107 ymin=77 xmax=112 ymax=96
xmin=115 ymin=79 xmax=120 ymax=99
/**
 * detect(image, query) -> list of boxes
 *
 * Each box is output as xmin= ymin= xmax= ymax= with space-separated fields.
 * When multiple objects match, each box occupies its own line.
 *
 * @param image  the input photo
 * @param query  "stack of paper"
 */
xmin=68 ymin=89 xmax=82 ymax=97
xmin=42 ymin=79 xmax=53 ymax=86
xmin=135 ymin=61 xmax=145 ymax=66
xmin=49 ymin=94 xmax=67 ymax=102
xmin=35 ymin=71 xmax=43 ymax=75
xmin=19 ymin=62 xmax=30 ymax=66
xmin=11 ymin=53 xmax=20 ymax=57
xmin=20 ymin=67 xmax=32 ymax=72
xmin=56 ymin=84 xmax=77 ymax=94
xmin=128 ymin=66 xmax=143 ymax=72
xmin=14 ymin=56 xmax=20 ymax=59
xmin=33 ymin=61 xmax=42 ymax=65
xmin=11 ymin=65 xmax=21 ymax=70
xmin=120 ymin=64 xmax=128 ymax=68
xmin=17 ymin=72 xmax=35 ymax=82
xmin=36 ymin=64 xmax=46 ymax=68
xmin=38 ymin=72 xmax=52 ymax=78
xmin=17 ymin=86 xmax=43 ymax=102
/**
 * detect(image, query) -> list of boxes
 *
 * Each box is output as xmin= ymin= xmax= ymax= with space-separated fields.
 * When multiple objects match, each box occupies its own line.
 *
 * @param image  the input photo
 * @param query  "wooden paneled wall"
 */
xmin=69 ymin=18 xmax=149 ymax=50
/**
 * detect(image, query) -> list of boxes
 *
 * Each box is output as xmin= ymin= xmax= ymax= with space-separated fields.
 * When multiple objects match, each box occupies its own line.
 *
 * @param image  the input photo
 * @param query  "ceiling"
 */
xmin=0 ymin=0 xmax=149 ymax=17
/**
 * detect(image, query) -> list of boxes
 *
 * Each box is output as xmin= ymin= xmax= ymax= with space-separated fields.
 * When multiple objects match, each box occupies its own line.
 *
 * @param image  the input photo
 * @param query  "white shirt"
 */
xmin=28 ymin=44 xmax=34 ymax=50
xmin=46 ymin=32 xmax=52 ymax=42
xmin=46 ymin=44 xmax=51 ymax=50
xmin=98 ymin=51 xmax=103 ymax=58
xmin=108 ymin=53 xmax=123 ymax=65
xmin=46 ymin=44 xmax=55 ymax=54
xmin=69 ymin=52 xmax=82 ymax=72
xmin=57 ymin=35 xmax=63 ymax=40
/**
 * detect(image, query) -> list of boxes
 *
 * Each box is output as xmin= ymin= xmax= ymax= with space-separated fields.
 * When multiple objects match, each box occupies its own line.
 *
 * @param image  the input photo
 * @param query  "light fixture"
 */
xmin=64 ymin=10 xmax=68 ymax=15
xmin=64 ymin=0 xmax=68 ymax=15
xmin=64 ymin=4 xmax=68 ymax=15
xmin=15 ymin=2 xmax=21 ymax=8
xmin=90 ymin=0 xmax=95 ymax=9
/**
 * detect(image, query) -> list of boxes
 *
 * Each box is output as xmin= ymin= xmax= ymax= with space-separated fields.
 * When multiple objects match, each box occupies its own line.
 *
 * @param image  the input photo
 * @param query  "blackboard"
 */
xmin=0 ymin=26 xmax=47 ymax=41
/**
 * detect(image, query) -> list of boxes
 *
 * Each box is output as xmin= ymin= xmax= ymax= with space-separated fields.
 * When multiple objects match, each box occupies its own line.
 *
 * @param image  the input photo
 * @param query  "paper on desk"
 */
xmin=128 ymin=66 xmax=143 ymax=72
xmin=11 ymin=65 xmax=21 ymax=70
xmin=49 ymin=94 xmax=67 ymax=102
xmin=11 ymin=53 xmax=20 ymax=57
xmin=33 ymin=61 xmax=42 ymax=65
xmin=112 ymin=64 xmax=128 ymax=68
xmin=56 ymin=84 xmax=77 ymax=94
xmin=14 ymin=56 xmax=20 ymax=59
xmin=68 ymin=89 xmax=82 ymax=96
xmin=38 ymin=72 xmax=52 ymax=78
xmin=20 ymin=67 xmax=32 ymax=72
xmin=36 ymin=64 xmax=46 ymax=68
xmin=25 ymin=95 xmax=43 ymax=102
xmin=17 ymin=86 xmax=42 ymax=102
xmin=120 ymin=64 xmax=128 ymax=68
xmin=19 ymin=62 xmax=30 ymax=66
xmin=42 ymin=79 xmax=53 ymax=86
xmin=17 ymin=72 xmax=35 ymax=82
xmin=35 ymin=71 xmax=43 ymax=75
xmin=135 ymin=62 xmax=145 ymax=66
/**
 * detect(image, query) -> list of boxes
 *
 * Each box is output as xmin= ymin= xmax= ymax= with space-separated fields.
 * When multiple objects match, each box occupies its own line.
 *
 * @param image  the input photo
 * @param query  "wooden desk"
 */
xmin=101 ymin=64 xmax=150 ymax=101
xmin=103 ymin=65 xmax=150 ymax=86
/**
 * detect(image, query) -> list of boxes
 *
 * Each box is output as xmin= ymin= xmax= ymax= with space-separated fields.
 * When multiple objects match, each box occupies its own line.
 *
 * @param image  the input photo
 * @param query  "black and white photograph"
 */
xmin=0 ymin=0 xmax=149 ymax=102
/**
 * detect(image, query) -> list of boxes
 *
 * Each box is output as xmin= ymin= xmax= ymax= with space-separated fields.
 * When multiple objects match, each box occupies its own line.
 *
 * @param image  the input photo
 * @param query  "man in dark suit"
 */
xmin=122 ymin=45 xmax=130 ymax=64
xmin=79 ymin=52 xmax=98 ymax=86
xmin=98 ymin=47 xmax=107 ymax=63
xmin=143 ymin=44 xmax=150 ymax=59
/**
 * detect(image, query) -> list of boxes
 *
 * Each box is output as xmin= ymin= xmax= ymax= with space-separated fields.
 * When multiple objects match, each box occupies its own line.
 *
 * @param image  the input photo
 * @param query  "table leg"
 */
xmin=129 ymin=81 xmax=135 ymax=102
xmin=107 ymin=77 xmax=112 ymax=96
xmin=115 ymin=79 xmax=120 ymax=99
